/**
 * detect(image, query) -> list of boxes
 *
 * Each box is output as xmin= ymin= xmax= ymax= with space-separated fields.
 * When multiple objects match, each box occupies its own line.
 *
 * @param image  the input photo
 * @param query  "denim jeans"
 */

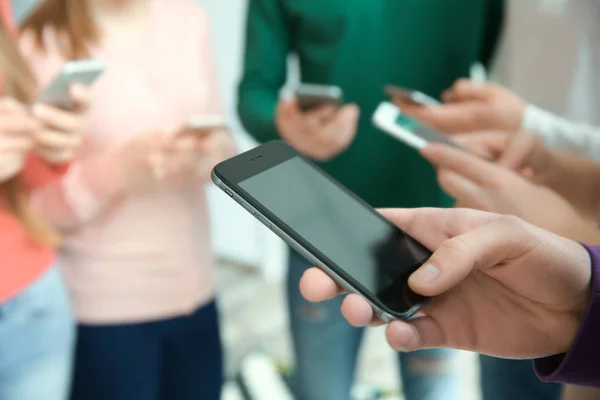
xmin=287 ymin=251 xmax=460 ymax=400
xmin=479 ymin=355 xmax=562 ymax=400
xmin=0 ymin=267 xmax=76 ymax=400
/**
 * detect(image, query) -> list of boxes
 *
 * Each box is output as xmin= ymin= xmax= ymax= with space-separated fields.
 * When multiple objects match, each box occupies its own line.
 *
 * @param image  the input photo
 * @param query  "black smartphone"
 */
xmin=212 ymin=140 xmax=431 ymax=321
xmin=294 ymin=83 xmax=342 ymax=112
xmin=384 ymin=85 xmax=440 ymax=107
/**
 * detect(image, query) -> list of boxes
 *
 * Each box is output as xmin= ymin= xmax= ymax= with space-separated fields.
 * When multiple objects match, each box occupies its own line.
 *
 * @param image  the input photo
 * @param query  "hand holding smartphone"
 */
xmin=212 ymin=140 xmax=431 ymax=321
xmin=294 ymin=83 xmax=343 ymax=112
xmin=373 ymin=102 xmax=465 ymax=151
xmin=35 ymin=60 xmax=105 ymax=110
xmin=385 ymin=85 xmax=440 ymax=108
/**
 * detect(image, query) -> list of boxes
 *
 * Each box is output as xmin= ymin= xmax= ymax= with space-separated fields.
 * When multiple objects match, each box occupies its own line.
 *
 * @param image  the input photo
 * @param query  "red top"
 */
xmin=0 ymin=1 xmax=68 ymax=303
xmin=0 ymin=156 xmax=68 ymax=303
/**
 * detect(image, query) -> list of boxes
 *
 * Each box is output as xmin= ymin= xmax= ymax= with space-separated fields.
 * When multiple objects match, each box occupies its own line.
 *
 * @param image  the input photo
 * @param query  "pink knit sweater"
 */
xmin=24 ymin=0 xmax=226 ymax=324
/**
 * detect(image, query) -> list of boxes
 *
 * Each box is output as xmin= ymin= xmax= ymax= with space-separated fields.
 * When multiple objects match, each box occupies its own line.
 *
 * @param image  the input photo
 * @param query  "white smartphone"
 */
xmin=35 ymin=60 xmax=106 ymax=109
xmin=373 ymin=102 xmax=462 ymax=150
xmin=294 ymin=83 xmax=343 ymax=112
xmin=384 ymin=85 xmax=440 ymax=107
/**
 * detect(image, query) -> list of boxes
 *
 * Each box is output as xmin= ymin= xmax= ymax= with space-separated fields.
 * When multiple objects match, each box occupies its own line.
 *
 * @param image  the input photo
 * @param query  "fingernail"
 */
xmin=388 ymin=322 xmax=411 ymax=352
xmin=411 ymin=264 xmax=440 ymax=285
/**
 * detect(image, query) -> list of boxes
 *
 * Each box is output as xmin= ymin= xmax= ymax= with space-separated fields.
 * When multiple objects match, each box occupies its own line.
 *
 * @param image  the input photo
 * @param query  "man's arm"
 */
xmin=237 ymin=0 xmax=292 ymax=143
xmin=535 ymin=149 xmax=600 ymax=220
xmin=535 ymin=244 xmax=600 ymax=387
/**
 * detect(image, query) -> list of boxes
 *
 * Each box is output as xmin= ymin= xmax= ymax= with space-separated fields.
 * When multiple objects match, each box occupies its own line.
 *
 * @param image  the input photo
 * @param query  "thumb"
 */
xmin=444 ymin=79 xmax=491 ymax=103
xmin=339 ymin=103 xmax=360 ymax=122
xmin=408 ymin=216 xmax=518 ymax=297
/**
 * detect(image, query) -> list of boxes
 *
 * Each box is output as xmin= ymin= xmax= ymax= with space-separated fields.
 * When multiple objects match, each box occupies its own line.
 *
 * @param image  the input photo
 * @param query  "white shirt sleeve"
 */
xmin=521 ymin=104 xmax=600 ymax=162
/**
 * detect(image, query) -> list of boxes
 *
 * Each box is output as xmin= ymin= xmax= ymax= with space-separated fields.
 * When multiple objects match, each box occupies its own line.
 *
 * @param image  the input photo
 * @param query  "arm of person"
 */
xmin=28 ymin=148 xmax=127 ymax=233
xmin=19 ymin=153 xmax=70 ymax=189
xmin=534 ymin=244 xmax=600 ymax=387
xmin=522 ymin=105 xmax=600 ymax=163
xmin=421 ymin=143 xmax=600 ymax=245
xmin=535 ymin=149 xmax=600 ymax=220
xmin=237 ymin=0 xmax=292 ymax=142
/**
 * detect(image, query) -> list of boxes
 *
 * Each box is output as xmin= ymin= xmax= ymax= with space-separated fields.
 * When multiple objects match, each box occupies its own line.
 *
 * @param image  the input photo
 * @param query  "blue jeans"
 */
xmin=287 ymin=251 xmax=460 ymax=400
xmin=0 ymin=267 xmax=76 ymax=400
xmin=479 ymin=355 xmax=562 ymax=400
xmin=70 ymin=301 xmax=223 ymax=400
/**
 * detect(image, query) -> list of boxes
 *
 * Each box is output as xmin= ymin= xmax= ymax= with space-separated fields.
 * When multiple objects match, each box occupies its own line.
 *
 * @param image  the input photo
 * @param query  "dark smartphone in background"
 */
xmin=385 ymin=85 xmax=440 ymax=107
xmin=294 ymin=83 xmax=342 ymax=112
xmin=212 ymin=140 xmax=431 ymax=321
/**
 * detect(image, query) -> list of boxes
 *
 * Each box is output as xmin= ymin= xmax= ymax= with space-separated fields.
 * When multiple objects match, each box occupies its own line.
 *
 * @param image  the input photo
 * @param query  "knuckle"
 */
xmin=496 ymin=214 xmax=526 ymax=230
xmin=441 ymin=236 xmax=470 ymax=258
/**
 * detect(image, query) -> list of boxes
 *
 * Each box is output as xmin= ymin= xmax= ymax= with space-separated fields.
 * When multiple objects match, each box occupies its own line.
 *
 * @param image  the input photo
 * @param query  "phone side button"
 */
xmin=240 ymin=201 xmax=254 ymax=215
xmin=224 ymin=189 xmax=233 ymax=197
xmin=256 ymin=215 xmax=271 ymax=228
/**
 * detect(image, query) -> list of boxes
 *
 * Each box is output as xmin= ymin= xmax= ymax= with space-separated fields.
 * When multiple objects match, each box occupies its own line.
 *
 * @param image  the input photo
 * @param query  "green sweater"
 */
xmin=238 ymin=0 xmax=504 ymax=209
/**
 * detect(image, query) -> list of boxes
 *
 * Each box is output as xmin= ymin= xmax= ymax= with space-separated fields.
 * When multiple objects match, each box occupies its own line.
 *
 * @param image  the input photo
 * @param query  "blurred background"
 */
xmin=4 ymin=1 xmax=594 ymax=400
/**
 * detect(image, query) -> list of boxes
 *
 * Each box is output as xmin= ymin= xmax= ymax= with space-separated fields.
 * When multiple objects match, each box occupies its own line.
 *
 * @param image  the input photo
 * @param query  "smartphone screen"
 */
xmin=395 ymin=111 xmax=462 ymax=150
xmin=215 ymin=141 xmax=430 ymax=318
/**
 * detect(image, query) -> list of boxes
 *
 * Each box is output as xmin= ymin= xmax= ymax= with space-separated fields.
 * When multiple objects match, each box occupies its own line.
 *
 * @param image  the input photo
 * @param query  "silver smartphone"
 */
xmin=294 ymin=83 xmax=343 ymax=112
xmin=35 ymin=60 xmax=105 ymax=109
xmin=212 ymin=140 xmax=432 ymax=322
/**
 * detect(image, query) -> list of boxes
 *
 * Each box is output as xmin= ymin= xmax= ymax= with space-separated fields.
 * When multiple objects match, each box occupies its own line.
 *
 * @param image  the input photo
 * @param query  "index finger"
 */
xmin=421 ymin=143 xmax=510 ymax=187
xmin=378 ymin=208 xmax=495 ymax=251
xmin=299 ymin=267 xmax=344 ymax=302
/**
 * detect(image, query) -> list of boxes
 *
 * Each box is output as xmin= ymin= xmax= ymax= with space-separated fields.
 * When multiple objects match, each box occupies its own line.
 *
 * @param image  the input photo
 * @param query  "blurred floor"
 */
xmin=216 ymin=261 xmax=482 ymax=400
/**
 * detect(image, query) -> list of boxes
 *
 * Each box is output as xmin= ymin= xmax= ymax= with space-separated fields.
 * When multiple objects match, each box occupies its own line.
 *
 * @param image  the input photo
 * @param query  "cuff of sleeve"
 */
xmin=521 ymin=104 xmax=555 ymax=145
xmin=61 ymin=151 xmax=125 ymax=223
xmin=534 ymin=244 xmax=600 ymax=386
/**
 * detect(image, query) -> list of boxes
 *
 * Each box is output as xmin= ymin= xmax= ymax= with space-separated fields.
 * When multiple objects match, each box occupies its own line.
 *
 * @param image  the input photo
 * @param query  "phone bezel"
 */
xmin=212 ymin=140 xmax=427 ymax=320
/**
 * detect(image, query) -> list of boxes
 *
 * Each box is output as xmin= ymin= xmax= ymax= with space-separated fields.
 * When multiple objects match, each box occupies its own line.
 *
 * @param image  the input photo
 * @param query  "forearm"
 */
xmin=30 ymin=150 xmax=126 ymax=232
xmin=522 ymin=105 xmax=600 ymax=163
xmin=563 ymin=221 xmax=600 ymax=247
xmin=538 ymin=150 xmax=600 ymax=220
xmin=237 ymin=85 xmax=281 ymax=143
xmin=535 ymin=244 xmax=600 ymax=386
xmin=238 ymin=0 xmax=291 ymax=143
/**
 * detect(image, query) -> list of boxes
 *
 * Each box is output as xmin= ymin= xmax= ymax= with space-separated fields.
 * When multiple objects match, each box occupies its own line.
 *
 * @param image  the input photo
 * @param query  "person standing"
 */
xmin=238 ymin=0 xmax=504 ymax=399
xmin=21 ymin=0 xmax=234 ymax=399
xmin=0 ymin=0 xmax=90 ymax=398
